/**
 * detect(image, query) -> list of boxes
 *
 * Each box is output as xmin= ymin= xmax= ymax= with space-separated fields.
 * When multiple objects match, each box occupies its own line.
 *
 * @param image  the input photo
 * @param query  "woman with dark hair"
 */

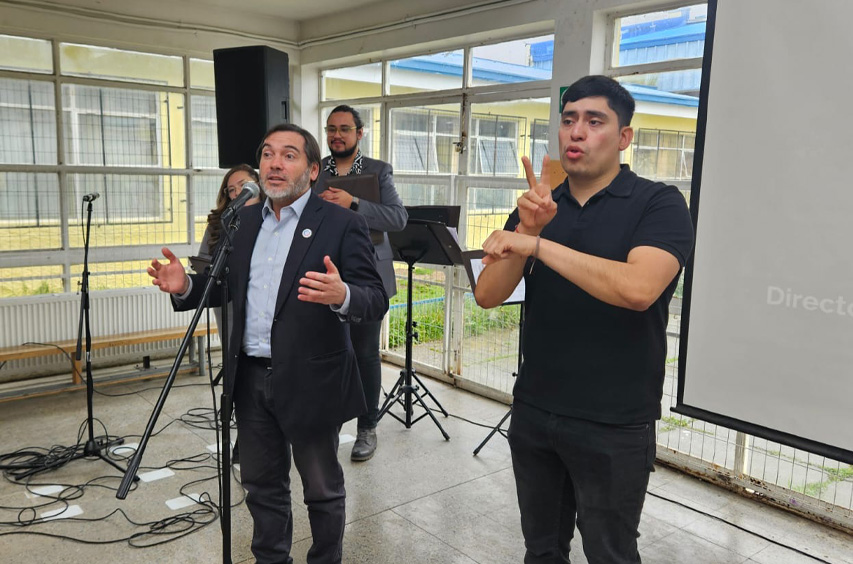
xmin=202 ymin=164 xmax=262 ymax=255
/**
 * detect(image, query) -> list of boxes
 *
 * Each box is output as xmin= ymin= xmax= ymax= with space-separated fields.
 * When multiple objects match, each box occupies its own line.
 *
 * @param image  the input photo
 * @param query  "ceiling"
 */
xmin=6 ymin=0 xmax=504 ymax=45
xmin=178 ymin=0 xmax=391 ymax=22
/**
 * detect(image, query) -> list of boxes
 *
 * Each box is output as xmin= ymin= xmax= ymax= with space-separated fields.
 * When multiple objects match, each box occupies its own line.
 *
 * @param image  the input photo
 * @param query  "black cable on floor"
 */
xmin=450 ymin=407 xmax=840 ymax=564
xmin=644 ymin=490 xmax=834 ymax=564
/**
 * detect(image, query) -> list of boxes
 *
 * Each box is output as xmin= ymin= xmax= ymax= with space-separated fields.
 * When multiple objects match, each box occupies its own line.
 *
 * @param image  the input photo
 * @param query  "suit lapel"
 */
xmin=274 ymin=192 xmax=326 ymax=316
xmin=230 ymin=206 xmax=263 ymax=302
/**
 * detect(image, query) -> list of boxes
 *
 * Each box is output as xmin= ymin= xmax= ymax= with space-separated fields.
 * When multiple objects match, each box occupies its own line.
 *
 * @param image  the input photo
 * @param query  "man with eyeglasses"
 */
xmin=314 ymin=104 xmax=408 ymax=462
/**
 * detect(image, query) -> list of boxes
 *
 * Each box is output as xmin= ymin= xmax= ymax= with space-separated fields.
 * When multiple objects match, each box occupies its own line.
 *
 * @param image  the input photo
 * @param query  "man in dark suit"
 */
xmin=148 ymin=123 xmax=388 ymax=564
xmin=313 ymin=105 xmax=408 ymax=462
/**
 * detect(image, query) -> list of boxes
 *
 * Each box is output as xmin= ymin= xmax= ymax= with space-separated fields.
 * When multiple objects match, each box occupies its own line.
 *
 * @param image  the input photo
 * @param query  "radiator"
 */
xmin=0 ymin=287 xmax=221 ymax=383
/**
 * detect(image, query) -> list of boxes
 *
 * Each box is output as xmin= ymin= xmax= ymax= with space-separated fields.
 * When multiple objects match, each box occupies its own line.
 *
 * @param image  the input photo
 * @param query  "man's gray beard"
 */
xmin=264 ymin=167 xmax=312 ymax=203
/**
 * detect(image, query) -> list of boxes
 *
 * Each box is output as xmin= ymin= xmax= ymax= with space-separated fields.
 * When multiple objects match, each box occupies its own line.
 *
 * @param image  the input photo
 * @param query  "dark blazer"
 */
xmin=175 ymin=191 xmax=388 ymax=435
xmin=314 ymin=156 xmax=408 ymax=298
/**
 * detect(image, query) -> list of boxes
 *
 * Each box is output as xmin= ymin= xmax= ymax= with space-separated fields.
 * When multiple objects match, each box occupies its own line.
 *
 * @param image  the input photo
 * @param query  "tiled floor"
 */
xmin=0 ymin=363 xmax=851 ymax=563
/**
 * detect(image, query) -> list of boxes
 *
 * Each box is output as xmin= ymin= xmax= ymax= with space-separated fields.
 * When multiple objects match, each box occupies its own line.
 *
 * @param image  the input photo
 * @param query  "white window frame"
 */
xmin=604 ymin=1 xmax=707 ymax=80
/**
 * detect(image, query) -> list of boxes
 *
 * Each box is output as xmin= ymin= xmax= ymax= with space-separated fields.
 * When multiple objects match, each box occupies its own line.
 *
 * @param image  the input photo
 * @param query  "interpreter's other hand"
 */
xmin=318 ymin=187 xmax=354 ymax=209
xmin=481 ymin=230 xmax=537 ymax=265
xmin=517 ymin=155 xmax=557 ymax=234
xmin=147 ymin=247 xmax=189 ymax=294
xmin=298 ymin=256 xmax=347 ymax=305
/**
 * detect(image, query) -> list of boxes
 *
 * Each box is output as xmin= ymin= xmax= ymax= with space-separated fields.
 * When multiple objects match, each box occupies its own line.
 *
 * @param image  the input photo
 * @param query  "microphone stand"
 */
xmin=15 ymin=197 xmax=127 ymax=480
xmin=117 ymin=213 xmax=240 ymax=564
xmin=75 ymin=197 xmax=129 ymax=472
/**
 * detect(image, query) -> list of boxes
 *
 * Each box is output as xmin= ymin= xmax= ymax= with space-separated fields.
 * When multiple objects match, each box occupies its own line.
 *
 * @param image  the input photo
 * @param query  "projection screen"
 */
xmin=676 ymin=0 xmax=853 ymax=464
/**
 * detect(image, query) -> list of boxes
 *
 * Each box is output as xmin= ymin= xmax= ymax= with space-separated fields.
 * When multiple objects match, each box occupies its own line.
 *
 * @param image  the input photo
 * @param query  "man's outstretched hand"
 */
xmin=147 ymin=247 xmax=189 ymax=294
xmin=298 ymin=256 xmax=347 ymax=306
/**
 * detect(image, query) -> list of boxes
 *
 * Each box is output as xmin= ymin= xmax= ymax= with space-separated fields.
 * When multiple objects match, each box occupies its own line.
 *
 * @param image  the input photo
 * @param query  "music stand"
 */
xmin=461 ymin=250 xmax=526 ymax=455
xmin=379 ymin=216 xmax=463 ymax=440
xmin=406 ymin=205 xmax=461 ymax=228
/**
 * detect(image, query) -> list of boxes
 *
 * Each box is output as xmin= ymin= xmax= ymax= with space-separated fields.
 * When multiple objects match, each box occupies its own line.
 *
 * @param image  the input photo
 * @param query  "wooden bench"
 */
xmin=0 ymin=326 xmax=218 ymax=387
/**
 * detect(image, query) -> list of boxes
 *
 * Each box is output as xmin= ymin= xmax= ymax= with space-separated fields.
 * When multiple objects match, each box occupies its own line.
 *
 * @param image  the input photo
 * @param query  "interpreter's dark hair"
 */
xmin=329 ymin=104 xmax=364 ymax=130
xmin=256 ymin=123 xmax=322 ymax=183
xmin=560 ymin=75 xmax=635 ymax=128
xmin=207 ymin=164 xmax=260 ymax=249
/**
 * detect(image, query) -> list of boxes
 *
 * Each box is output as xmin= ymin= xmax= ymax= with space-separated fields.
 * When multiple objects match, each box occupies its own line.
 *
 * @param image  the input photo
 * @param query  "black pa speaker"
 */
xmin=213 ymin=45 xmax=290 ymax=168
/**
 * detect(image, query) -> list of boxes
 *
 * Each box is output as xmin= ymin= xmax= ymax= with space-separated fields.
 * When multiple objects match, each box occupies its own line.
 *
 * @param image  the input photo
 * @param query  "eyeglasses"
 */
xmin=324 ymin=126 xmax=357 ymax=135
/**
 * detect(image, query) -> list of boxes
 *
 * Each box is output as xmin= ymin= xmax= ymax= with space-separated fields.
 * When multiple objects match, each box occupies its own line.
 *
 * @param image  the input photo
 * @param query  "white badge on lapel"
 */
xmin=302 ymin=228 xmax=313 ymax=239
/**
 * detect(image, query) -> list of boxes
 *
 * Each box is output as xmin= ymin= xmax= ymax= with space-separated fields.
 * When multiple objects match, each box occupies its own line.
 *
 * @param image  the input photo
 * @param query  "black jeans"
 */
xmin=235 ymin=355 xmax=346 ymax=564
xmin=507 ymin=401 xmax=655 ymax=564
xmin=350 ymin=320 xmax=382 ymax=430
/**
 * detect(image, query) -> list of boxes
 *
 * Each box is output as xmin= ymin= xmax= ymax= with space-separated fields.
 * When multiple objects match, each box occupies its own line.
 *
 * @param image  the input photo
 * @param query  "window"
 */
xmin=389 ymin=50 xmax=463 ymax=95
xmin=62 ymin=84 xmax=164 ymax=167
xmin=390 ymin=106 xmax=458 ymax=174
xmin=319 ymin=34 xmax=553 ymax=182
xmin=0 ymin=38 xmax=218 ymax=296
xmin=68 ymin=173 xmax=167 ymax=225
xmin=471 ymin=114 xmax=523 ymax=177
xmin=193 ymin=174 xmax=221 ymax=229
xmin=612 ymin=4 xmax=707 ymax=68
xmin=0 ymin=34 xmax=52 ymax=74
xmin=59 ymin=43 xmax=183 ymax=87
xmin=471 ymin=35 xmax=554 ymax=86
xmin=609 ymin=5 xmax=705 ymax=99
xmin=631 ymin=128 xmax=695 ymax=181
xmin=189 ymin=58 xmax=215 ymax=90
xmin=469 ymin=98 xmax=550 ymax=178
xmin=191 ymin=95 xmax=219 ymax=169
xmin=0 ymin=173 xmax=60 ymax=232
xmin=608 ymin=4 xmax=705 ymax=186
xmin=322 ymin=63 xmax=382 ymax=101
xmin=530 ymin=119 xmax=549 ymax=175
xmin=0 ymin=78 xmax=57 ymax=165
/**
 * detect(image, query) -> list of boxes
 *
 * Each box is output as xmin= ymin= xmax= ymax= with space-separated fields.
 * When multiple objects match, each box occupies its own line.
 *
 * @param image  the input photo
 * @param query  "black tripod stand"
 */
xmin=117 ymin=210 xmax=240 ymax=564
xmin=378 ymin=219 xmax=463 ymax=440
xmin=379 ymin=253 xmax=450 ymax=439
xmin=459 ymin=249 xmax=525 ymax=456
xmin=473 ymin=303 xmax=523 ymax=455
xmin=73 ymin=196 xmax=129 ymax=474
xmin=14 ymin=196 xmax=127 ymax=481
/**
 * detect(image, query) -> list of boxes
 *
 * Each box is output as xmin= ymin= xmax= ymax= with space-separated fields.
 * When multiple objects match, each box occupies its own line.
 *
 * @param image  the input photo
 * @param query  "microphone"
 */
xmin=221 ymin=181 xmax=261 ymax=224
xmin=82 ymin=193 xmax=100 ymax=202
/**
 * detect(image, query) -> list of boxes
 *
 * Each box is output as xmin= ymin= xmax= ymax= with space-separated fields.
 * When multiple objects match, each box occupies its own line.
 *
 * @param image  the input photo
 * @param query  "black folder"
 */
xmin=322 ymin=174 xmax=383 ymax=244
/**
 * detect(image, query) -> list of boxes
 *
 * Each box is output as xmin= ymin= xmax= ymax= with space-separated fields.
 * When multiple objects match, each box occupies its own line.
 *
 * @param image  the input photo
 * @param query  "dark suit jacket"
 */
xmin=314 ymin=156 xmax=408 ymax=298
xmin=175 ymin=191 xmax=388 ymax=435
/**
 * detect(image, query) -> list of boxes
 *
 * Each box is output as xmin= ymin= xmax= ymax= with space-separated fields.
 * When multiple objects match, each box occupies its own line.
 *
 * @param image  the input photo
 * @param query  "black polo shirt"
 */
xmin=507 ymin=165 xmax=694 ymax=425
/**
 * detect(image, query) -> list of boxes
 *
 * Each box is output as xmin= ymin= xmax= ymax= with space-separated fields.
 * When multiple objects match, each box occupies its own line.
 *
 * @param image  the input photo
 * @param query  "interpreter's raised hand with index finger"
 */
xmin=517 ymin=155 xmax=557 ymax=235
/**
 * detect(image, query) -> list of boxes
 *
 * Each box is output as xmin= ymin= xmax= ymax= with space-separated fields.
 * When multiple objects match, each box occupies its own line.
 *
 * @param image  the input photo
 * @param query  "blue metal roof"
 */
xmin=391 ymin=52 xmax=551 ymax=83
xmin=623 ymin=83 xmax=698 ymax=107
xmin=391 ymin=52 xmax=698 ymax=107
xmin=620 ymin=22 xmax=706 ymax=50
xmin=530 ymin=41 xmax=554 ymax=63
